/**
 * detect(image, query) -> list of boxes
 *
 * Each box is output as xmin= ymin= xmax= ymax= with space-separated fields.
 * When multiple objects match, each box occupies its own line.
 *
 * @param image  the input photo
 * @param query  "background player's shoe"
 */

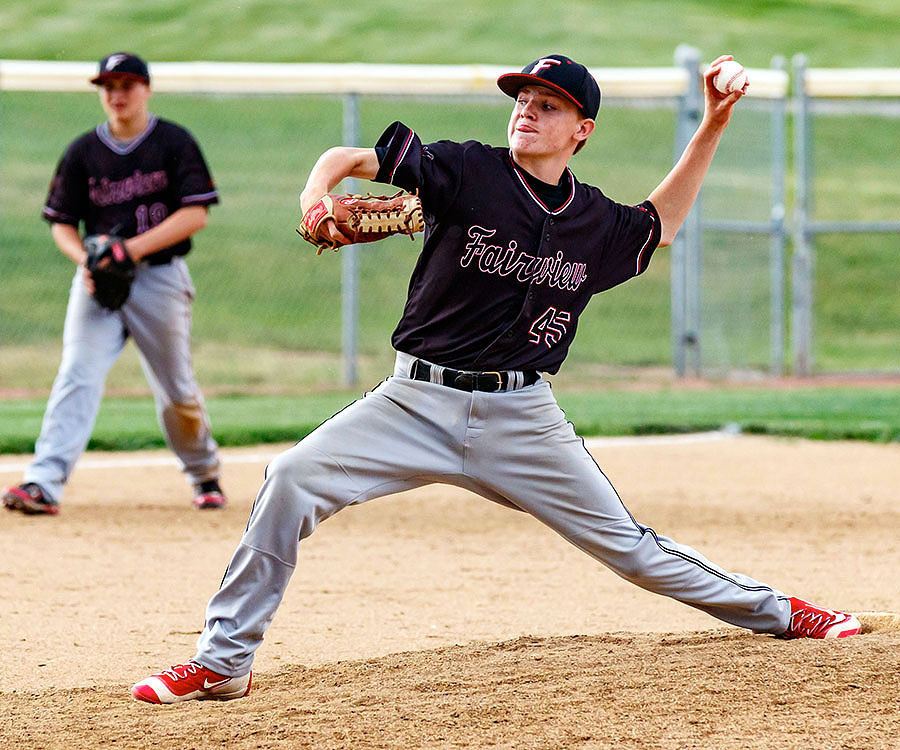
xmin=193 ymin=479 xmax=227 ymax=510
xmin=131 ymin=660 xmax=251 ymax=704
xmin=2 ymin=483 xmax=59 ymax=515
xmin=780 ymin=597 xmax=861 ymax=639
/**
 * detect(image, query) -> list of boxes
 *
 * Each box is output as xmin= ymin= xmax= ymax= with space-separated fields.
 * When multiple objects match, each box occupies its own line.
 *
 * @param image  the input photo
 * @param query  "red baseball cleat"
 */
xmin=2 ymin=483 xmax=59 ymax=515
xmin=131 ymin=660 xmax=251 ymax=704
xmin=780 ymin=597 xmax=862 ymax=639
xmin=192 ymin=479 xmax=227 ymax=510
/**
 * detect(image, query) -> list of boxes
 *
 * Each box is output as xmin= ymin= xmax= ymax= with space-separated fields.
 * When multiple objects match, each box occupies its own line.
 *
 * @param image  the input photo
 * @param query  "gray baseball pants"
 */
xmin=24 ymin=260 xmax=220 ymax=504
xmin=195 ymin=351 xmax=790 ymax=676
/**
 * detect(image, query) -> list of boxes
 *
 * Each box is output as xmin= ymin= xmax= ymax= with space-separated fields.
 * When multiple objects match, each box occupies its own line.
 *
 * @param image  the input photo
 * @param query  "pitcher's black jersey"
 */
xmin=43 ymin=115 xmax=218 ymax=264
xmin=374 ymin=121 xmax=660 ymax=374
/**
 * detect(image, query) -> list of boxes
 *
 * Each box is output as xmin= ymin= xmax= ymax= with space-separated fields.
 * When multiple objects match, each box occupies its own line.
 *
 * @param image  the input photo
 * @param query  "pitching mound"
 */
xmin=4 ymin=629 xmax=900 ymax=749
xmin=2 ymin=435 xmax=899 ymax=748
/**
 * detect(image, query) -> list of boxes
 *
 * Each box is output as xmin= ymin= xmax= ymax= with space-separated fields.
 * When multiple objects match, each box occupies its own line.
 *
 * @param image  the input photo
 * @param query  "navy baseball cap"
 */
xmin=497 ymin=54 xmax=600 ymax=119
xmin=91 ymin=52 xmax=150 ymax=86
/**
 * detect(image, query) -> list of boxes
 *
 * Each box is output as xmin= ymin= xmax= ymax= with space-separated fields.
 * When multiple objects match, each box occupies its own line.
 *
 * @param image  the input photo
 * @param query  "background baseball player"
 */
xmin=132 ymin=53 xmax=861 ymax=704
xmin=2 ymin=52 xmax=226 ymax=515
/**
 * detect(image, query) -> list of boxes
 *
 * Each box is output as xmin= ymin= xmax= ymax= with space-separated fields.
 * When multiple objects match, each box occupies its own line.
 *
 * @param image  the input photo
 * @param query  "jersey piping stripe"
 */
xmin=183 ymin=191 xmax=219 ymax=204
xmin=388 ymin=129 xmax=415 ymax=184
xmin=42 ymin=206 xmax=78 ymax=224
xmin=634 ymin=224 xmax=656 ymax=275
xmin=96 ymin=115 xmax=159 ymax=155
xmin=508 ymin=154 xmax=575 ymax=215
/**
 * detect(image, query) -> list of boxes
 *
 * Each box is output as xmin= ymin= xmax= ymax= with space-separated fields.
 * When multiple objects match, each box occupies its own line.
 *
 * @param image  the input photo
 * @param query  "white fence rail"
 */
xmin=0 ymin=58 xmax=789 ymax=98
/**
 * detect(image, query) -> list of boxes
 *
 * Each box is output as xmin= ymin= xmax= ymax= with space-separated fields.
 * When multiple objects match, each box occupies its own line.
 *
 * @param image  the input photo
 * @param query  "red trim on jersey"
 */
xmin=508 ymin=154 xmax=575 ymax=215
xmin=635 ymin=224 xmax=656 ymax=275
xmin=388 ymin=129 xmax=415 ymax=183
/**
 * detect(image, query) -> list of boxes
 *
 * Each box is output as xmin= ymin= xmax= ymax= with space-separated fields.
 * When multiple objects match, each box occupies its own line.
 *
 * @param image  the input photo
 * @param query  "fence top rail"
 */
xmin=0 ymin=59 xmax=788 ymax=98
xmin=804 ymin=68 xmax=900 ymax=97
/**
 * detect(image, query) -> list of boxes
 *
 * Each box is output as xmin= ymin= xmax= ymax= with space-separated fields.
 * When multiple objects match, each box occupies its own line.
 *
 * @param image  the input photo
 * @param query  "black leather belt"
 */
xmin=409 ymin=359 xmax=539 ymax=393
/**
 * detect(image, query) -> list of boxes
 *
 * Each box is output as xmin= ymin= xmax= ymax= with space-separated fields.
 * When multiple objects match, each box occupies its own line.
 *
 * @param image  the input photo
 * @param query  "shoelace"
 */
xmin=162 ymin=661 xmax=201 ymax=681
xmin=790 ymin=608 xmax=834 ymax=637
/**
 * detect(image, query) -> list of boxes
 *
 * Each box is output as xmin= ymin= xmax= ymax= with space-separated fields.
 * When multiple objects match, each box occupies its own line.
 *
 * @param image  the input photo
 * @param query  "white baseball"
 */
xmin=712 ymin=60 xmax=748 ymax=95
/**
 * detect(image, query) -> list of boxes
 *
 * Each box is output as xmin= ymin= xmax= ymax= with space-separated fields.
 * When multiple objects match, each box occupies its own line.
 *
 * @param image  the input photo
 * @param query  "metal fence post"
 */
xmin=769 ymin=55 xmax=788 ymax=376
xmin=672 ymin=44 xmax=703 ymax=377
xmin=341 ymin=92 xmax=361 ymax=386
xmin=791 ymin=54 xmax=814 ymax=375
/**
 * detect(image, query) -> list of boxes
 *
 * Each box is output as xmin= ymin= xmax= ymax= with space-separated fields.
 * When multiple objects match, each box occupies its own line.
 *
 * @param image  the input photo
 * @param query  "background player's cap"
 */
xmin=497 ymin=54 xmax=600 ymax=119
xmin=91 ymin=52 xmax=150 ymax=86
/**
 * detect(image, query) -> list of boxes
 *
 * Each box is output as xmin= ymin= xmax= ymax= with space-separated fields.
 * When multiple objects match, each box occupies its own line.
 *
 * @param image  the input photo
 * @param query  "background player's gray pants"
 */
xmin=24 ymin=260 xmax=220 ymax=504
xmin=196 ymin=352 xmax=791 ymax=676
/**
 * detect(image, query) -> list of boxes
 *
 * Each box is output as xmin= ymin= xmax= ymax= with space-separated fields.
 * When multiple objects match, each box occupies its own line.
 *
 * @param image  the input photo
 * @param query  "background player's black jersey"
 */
xmin=374 ymin=121 xmax=661 ymax=374
xmin=43 ymin=115 xmax=218 ymax=264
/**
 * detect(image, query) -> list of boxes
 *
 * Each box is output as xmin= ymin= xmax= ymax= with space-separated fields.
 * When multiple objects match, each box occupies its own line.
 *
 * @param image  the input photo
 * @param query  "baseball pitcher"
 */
xmin=132 ymin=53 xmax=860 ymax=705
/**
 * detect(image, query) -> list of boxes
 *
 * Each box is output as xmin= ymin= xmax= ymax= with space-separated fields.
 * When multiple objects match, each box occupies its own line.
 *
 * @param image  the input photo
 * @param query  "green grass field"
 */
xmin=1 ymin=1 xmax=898 ymax=447
xmin=2 ymin=386 xmax=898 ymax=454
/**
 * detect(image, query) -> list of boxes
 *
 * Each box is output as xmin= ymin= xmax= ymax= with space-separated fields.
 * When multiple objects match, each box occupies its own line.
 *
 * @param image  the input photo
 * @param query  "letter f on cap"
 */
xmin=529 ymin=58 xmax=562 ymax=75
xmin=105 ymin=53 xmax=128 ymax=72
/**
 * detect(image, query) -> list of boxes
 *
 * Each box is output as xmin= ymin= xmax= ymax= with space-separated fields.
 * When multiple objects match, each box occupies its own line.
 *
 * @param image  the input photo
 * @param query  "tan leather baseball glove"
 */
xmin=297 ymin=191 xmax=425 ymax=255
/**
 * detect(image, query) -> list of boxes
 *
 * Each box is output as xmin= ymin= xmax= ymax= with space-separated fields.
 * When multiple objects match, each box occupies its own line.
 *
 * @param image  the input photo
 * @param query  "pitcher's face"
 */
xmin=507 ymin=85 xmax=592 ymax=159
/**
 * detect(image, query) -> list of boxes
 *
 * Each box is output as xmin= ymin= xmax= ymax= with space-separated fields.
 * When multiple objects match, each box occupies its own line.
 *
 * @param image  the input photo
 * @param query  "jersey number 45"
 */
xmin=529 ymin=307 xmax=570 ymax=348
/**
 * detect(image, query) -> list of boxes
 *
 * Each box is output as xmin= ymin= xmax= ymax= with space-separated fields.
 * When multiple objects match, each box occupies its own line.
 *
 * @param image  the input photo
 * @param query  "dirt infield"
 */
xmin=1 ymin=434 xmax=898 ymax=749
